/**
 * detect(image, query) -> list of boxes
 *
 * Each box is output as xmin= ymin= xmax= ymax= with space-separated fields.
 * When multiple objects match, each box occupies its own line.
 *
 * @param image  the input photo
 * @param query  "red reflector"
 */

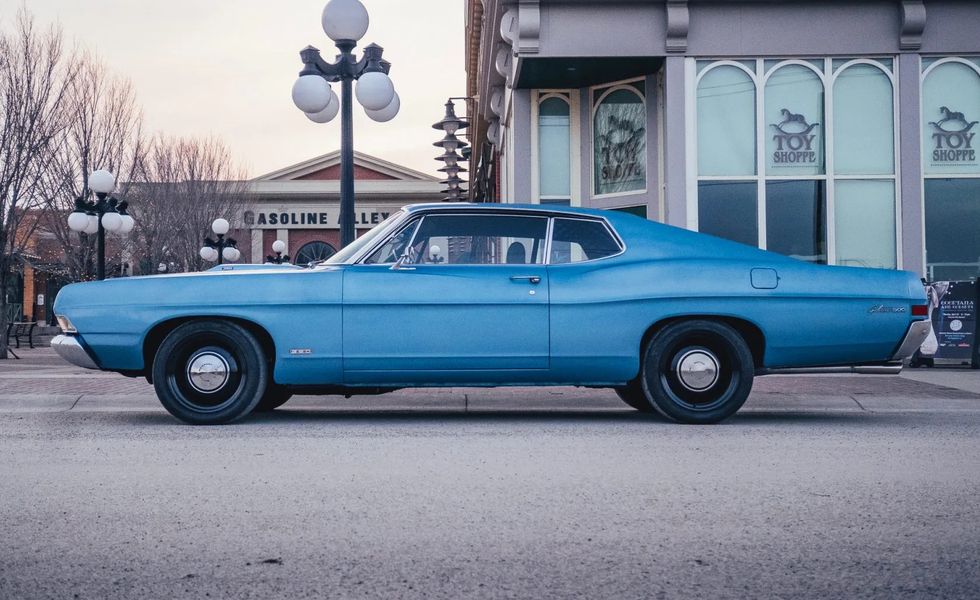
xmin=911 ymin=305 xmax=928 ymax=316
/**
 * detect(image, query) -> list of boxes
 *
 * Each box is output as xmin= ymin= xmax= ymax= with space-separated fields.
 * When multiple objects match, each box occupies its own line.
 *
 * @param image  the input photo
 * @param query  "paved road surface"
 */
xmin=1 ymin=349 xmax=979 ymax=599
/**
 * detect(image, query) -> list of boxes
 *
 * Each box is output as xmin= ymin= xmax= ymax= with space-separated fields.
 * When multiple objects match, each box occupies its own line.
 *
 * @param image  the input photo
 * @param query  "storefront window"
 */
xmin=924 ymin=179 xmax=980 ymax=280
xmin=922 ymin=61 xmax=980 ymax=176
xmin=835 ymin=180 xmax=896 ymax=269
xmin=922 ymin=59 xmax=980 ymax=281
xmin=697 ymin=181 xmax=757 ymax=247
xmin=765 ymin=64 xmax=824 ymax=176
xmin=697 ymin=65 xmax=755 ymax=176
xmin=538 ymin=95 xmax=571 ymax=200
xmin=693 ymin=58 xmax=897 ymax=268
xmin=834 ymin=64 xmax=894 ymax=175
xmin=593 ymin=82 xmax=646 ymax=196
xmin=766 ymin=180 xmax=826 ymax=262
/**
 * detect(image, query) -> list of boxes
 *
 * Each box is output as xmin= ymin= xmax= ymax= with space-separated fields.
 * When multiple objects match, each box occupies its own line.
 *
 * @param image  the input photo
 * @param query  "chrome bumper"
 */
xmin=891 ymin=320 xmax=933 ymax=361
xmin=50 ymin=335 xmax=100 ymax=370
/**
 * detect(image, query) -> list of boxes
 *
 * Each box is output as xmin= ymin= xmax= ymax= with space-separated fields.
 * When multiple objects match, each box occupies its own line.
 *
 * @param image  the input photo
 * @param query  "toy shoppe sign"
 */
xmin=769 ymin=108 xmax=821 ymax=167
xmin=928 ymin=106 xmax=978 ymax=166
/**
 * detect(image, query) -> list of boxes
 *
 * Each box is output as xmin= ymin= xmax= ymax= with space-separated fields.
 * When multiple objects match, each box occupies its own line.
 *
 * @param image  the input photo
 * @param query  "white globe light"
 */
xmin=223 ymin=246 xmax=240 ymax=262
xmin=208 ymin=247 xmax=220 ymax=262
xmin=119 ymin=214 xmax=135 ymax=234
xmin=272 ymin=240 xmax=287 ymax=254
xmin=355 ymin=71 xmax=394 ymax=111
xmin=101 ymin=211 xmax=122 ymax=232
xmin=84 ymin=214 xmax=99 ymax=235
xmin=88 ymin=169 xmax=115 ymax=194
xmin=199 ymin=247 xmax=214 ymax=261
xmin=305 ymin=89 xmax=340 ymax=123
xmin=67 ymin=211 xmax=89 ymax=232
xmin=211 ymin=218 xmax=230 ymax=235
xmin=292 ymin=75 xmax=332 ymax=113
xmin=322 ymin=0 xmax=369 ymax=42
xmin=364 ymin=91 xmax=399 ymax=122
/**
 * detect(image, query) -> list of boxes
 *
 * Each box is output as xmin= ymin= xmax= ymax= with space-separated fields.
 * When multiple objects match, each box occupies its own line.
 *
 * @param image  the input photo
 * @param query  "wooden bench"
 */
xmin=6 ymin=321 xmax=37 ymax=350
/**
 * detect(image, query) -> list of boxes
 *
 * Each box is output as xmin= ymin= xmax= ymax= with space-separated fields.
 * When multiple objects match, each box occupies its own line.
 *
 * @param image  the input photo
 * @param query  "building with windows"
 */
xmin=464 ymin=0 xmax=980 ymax=280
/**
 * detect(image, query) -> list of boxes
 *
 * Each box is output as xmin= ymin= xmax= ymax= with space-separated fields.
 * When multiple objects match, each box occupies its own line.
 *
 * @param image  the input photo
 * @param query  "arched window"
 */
xmin=833 ymin=62 xmax=896 ymax=269
xmin=921 ymin=58 xmax=980 ymax=281
xmin=537 ymin=95 xmax=571 ymax=203
xmin=696 ymin=63 xmax=758 ymax=247
xmin=593 ymin=83 xmax=646 ymax=196
xmin=294 ymin=241 xmax=337 ymax=266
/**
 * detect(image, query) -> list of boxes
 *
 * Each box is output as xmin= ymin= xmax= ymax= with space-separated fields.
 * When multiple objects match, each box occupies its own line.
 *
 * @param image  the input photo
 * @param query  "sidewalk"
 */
xmin=2 ymin=347 xmax=978 ymax=414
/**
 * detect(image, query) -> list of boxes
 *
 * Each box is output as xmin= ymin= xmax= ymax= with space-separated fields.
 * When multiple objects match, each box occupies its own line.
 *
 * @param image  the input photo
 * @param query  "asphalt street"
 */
xmin=1 ymin=349 xmax=979 ymax=599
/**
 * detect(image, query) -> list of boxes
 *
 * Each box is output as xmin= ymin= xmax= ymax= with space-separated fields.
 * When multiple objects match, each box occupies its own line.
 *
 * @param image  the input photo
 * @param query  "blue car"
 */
xmin=52 ymin=203 xmax=931 ymax=425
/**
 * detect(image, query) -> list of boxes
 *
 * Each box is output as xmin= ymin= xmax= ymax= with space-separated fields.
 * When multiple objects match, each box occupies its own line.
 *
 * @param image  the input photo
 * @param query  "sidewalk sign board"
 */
xmin=930 ymin=280 xmax=979 ymax=365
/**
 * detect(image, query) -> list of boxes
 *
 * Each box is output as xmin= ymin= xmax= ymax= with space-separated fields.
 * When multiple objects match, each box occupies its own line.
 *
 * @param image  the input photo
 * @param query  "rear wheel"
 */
xmin=640 ymin=320 xmax=754 ymax=424
xmin=152 ymin=320 xmax=268 ymax=425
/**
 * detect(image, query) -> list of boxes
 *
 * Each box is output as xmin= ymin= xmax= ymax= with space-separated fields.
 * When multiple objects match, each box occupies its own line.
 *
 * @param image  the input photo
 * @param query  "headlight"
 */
xmin=56 ymin=314 xmax=77 ymax=334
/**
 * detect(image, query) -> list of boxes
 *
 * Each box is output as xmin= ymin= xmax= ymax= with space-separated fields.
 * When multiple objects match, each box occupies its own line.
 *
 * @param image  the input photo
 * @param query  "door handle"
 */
xmin=510 ymin=275 xmax=541 ymax=284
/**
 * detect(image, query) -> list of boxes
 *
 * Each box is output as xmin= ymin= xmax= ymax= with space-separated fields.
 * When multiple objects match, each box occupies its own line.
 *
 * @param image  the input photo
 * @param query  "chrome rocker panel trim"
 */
xmin=50 ymin=334 xmax=100 ymax=370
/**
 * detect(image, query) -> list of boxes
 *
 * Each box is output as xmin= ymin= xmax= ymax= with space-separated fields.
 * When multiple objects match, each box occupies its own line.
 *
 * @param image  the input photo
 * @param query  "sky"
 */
xmin=0 ymin=0 xmax=467 ymax=179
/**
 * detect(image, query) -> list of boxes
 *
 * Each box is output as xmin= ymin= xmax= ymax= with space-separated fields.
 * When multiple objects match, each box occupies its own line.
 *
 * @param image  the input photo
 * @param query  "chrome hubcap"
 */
xmin=186 ymin=351 xmax=230 ymax=393
xmin=676 ymin=349 xmax=719 ymax=392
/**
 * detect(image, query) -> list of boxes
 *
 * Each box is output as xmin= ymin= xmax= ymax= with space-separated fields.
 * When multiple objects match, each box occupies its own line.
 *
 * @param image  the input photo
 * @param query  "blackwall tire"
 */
xmin=640 ymin=320 xmax=754 ymax=424
xmin=614 ymin=382 xmax=656 ymax=413
xmin=152 ymin=320 xmax=268 ymax=425
xmin=254 ymin=384 xmax=293 ymax=412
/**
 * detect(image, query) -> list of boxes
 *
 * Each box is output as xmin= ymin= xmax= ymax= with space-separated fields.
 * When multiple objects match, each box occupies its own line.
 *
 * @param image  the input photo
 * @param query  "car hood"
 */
xmin=53 ymin=265 xmax=342 ymax=312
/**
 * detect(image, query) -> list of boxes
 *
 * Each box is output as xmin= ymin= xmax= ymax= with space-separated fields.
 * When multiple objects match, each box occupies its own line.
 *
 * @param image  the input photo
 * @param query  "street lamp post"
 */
xmin=433 ymin=99 xmax=470 ymax=201
xmin=199 ymin=218 xmax=240 ymax=266
xmin=266 ymin=240 xmax=290 ymax=264
xmin=66 ymin=169 xmax=135 ymax=280
xmin=291 ymin=0 xmax=400 ymax=247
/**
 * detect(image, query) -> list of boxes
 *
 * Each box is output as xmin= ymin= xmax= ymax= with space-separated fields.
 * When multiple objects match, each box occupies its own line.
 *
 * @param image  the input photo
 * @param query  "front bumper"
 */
xmin=891 ymin=320 xmax=933 ymax=361
xmin=50 ymin=335 xmax=100 ymax=370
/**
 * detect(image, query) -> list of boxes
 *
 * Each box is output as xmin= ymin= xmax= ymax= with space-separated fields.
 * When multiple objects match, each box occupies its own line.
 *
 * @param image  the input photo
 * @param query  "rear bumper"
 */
xmin=50 ymin=335 xmax=100 ymax=370
xmin=891 ymin=320 xmax=932 ymax=361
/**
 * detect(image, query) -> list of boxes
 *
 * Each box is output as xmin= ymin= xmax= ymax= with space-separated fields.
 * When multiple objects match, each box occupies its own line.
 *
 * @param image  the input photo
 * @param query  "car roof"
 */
xmin=402 ymin=202 xmax=612 ymax=219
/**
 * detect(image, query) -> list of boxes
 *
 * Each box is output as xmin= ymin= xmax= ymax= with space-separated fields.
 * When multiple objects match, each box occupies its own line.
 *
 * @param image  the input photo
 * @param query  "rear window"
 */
xmin=550 ymin=218 xmax=622 ymax=264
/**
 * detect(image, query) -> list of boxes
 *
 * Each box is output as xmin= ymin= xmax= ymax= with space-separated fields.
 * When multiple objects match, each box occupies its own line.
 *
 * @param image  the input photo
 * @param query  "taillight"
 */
xmin=911 ymin=304 xmax=928 ymax=317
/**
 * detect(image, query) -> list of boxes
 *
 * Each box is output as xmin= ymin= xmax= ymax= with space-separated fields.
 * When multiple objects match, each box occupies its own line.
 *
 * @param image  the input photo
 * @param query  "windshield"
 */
xmin=322 ymin=210 xmax=406 ymax=265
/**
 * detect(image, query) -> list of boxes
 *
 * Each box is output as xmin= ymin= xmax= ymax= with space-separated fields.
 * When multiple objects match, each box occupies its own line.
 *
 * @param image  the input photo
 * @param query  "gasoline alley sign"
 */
xmin=242 ymin=206 xmax=397 ymax=229
xmin=928 ymin=106 xmax=978 ymax=167
xmin=769 ymin=108 xmax=821 ymax=167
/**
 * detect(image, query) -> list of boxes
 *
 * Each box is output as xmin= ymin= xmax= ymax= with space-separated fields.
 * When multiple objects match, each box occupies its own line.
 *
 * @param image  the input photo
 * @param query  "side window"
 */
xmin=550 ymin=218 xmax=622 ymax=264
xmin=409 ymin=214 xmax=548 ymax=265
xmin=363 ymin=219 xmax=421 ymax=264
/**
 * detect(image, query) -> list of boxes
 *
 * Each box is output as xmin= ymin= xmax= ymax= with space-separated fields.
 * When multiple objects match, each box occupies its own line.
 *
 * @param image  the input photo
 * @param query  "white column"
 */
xmin=251 ymin=229 xmax=262 ymax=264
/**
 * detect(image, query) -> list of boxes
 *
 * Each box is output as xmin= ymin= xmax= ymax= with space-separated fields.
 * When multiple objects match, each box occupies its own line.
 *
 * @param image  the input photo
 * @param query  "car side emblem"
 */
xmin=868 ymin=305 xmax=906 ymax=314
xmin=289 ymin=348 xmax=312 ymax=355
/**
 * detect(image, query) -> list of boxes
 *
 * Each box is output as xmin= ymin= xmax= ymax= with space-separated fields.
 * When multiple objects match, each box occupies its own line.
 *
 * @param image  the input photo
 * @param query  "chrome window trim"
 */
xmin=353 ymin=207 xmax=626 ymax=266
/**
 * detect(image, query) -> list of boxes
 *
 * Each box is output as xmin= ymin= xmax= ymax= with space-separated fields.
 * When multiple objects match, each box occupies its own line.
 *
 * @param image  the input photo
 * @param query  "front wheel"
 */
xmin=640 ymin=320 xmax=754 ymax=424
xmin=254 ymin=384 xmax=293 ymax=412
xmin=152 ymin=320 xmax=268 ymax=425
xmin=614 ymin=382 xmax=656 ymax=413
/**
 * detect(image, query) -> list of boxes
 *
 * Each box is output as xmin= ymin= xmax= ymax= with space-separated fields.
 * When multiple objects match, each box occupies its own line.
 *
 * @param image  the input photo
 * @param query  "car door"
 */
xmin=342 ymin=212 xmax=551 ymax=382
